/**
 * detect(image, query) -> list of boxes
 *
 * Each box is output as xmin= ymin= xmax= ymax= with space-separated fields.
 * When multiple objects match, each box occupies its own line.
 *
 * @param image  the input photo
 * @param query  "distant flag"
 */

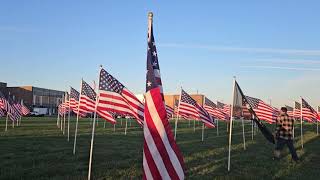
xmin=301 ymin=98 xmax=318 ymax=123
xmin=69 ymin=87 xmax=87 ymax=117
xmin=294 ymin=101 xmax=301 ymax=119
xmin=204 ymin=97 xmax=228 ymax=120
xmin=245 ymin=96 xmax=279 ymax=124
xmin=178 ymin=89 xmax=215 ymax=128
xmin=165 ymin=104 xmax=174 ymax=119
xmin=231 ymin=80 xmax=275 ymax=144
xmin=79 ymin=80 xmax=96 ymax=113
xmin=0 ymin=108 xmax=4 ymax=117
xmin=143 ymin=12 xmax=185 ymax=180
xmin=97 ymin=68 xmax=144 ymax=125
xmin=6 ymin=95 xmax=20 ymax=122
xmin=217 ymin=101 xmax=231 ymax=120
xmin=285 ymin=105 xmax=294 ymax=117
xmin=21 ymin=100 xmax=30 ymax=116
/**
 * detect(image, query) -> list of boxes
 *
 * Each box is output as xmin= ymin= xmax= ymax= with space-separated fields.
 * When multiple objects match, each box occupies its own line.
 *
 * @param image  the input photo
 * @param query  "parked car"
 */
xmin=28 ymin=112 xmax=45 ymax=117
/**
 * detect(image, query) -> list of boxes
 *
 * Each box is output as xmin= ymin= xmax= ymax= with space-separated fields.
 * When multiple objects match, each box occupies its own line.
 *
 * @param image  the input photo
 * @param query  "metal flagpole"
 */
xmin=193 ymin=119 xmax=196 ymax=132
xmin=124 ymin=117 xmax=128 ymax=135
xmin=73 ymin=79 xmax=83 ymax=155
xmin=216 ymin=119 xmax=219 ymax=136
xmin=113 ymin=123 xmax=116 ymax=132
xmin=104 ymin=120 xmax=106 ymax=128
xmin=20 ymin=100 xmax=24 ymax=126
xmin=228 ymin=77 xmax=236 ymax=171
xmin=121 ymin=118 xmax=123 ymax=126
xmin=68 ymin=90 xmax=71 ymax=142
xmin=242 ymin=118 xmax=246 ymax=150
xmin=201 ymin=123 xmax=204 ymax=141
xmin=87 ymin=83 xmax=100 ymax=180
xmin=63 ymin=92 xmax=67 ymax=135
xmin=189 ymin=118 xmax=191 ymax=127
xmin=174 ymin=88 xmax=182 ymax=140
xmin=317 ymin=106 xmax=319 ymax=136
xmin=293 ymin=101 xmax=295 ymax=139
xmin=5 ymin=113 xmax=8 ymax=131
xmin=300 ymin=97 xmax=303 ymax=149
xmin=61 ymin=94 xmax=64 ymax=132
xmin=251 ymin=119 xmax=254 ymax=140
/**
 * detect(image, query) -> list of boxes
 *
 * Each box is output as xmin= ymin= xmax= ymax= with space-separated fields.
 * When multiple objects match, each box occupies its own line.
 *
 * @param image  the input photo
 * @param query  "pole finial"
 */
xmin=99 ymin=64 xmax=103 ymax=68
xmin=148 ymin=12 xmax=153 ymax=19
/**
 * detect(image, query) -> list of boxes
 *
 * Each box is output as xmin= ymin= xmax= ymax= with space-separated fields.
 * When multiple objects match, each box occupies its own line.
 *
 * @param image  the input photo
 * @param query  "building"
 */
xmin=135 ymin=93 xmax=205 ymax=109
xmin=164 ymin=94 xmax=205 ymax=109
xmin=0 ymin=82 xmax=64 ymax=115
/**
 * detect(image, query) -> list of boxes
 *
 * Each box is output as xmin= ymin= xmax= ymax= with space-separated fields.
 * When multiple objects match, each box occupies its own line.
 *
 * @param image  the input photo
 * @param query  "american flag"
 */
xmin=301 ymin=98 xmax=318 ymax=123
xmin=178 ymin=89 xmax=215 ymax=128
xmin=232 ymin=80 xmax=275 ymax=144
xmin=97 ymin=68 xmax=144 ymax=125
xmin=69 ymin=87 xmax=87 ymax=117
xmin=294 ymin=101 xmax=301 ymax=118
xmin=285 ymin=105 xmax=294 ymax=117
xmin=5 ymin=94 xmax=20 ymax=122
xmin=246 ymin=96 xmax=279 ymax=124
xmin=79 ymin=80 xmax=96 ymax=113
xmin=217 ymin=101 xmax=231 ymax=120
xmin=165 ymin=104 xmax=174 ymax=119
xmin=143 ymin=13 xmax=185 ymax=180
xmin=0 ymin=108 xmax=4 ymax=117
xmin=204 ymin=97 xmax=228 ymax=120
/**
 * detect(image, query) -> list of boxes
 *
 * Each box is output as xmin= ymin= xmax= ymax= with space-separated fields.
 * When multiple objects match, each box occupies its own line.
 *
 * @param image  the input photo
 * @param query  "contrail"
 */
xmin=159 ymin=43 xmax=320 ymax=56
xmin=240 ymin=65 xmax=320 ymax=71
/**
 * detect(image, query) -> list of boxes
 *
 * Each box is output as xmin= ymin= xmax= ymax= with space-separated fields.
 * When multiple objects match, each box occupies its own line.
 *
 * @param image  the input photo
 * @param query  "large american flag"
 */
xmin=178 ymin=89 xmax=215 ymax=128
xmin=217 ymin=101 xmax=231 ymax=120
xmin=143 ymin=14 xmax=185 ymax=180
xmin=301 ymin=98 xmax=318 ymax=123
xmin=245 ymin=96 xmax=279 ymax=124
xmin=294 ymin=101 xmax=301 ymax=118
xmin=97 ymin=68 xmax=144 ymax=125
xmin=285 ymin=105 xmax=294 ymax=117
xmin=204 ymin=97 xmax=228 ymax=120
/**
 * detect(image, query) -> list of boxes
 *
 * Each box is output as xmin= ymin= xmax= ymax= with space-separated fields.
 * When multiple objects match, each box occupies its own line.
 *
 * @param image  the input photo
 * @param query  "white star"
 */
xmin=152 ymin=62 xmax=157 ymax=67
xmin=147 ymin=81 xmax=152 ymax=87
xmin=148 ymin=47 xmax=150 ymax=51
xmin=152 ymin=51 xmax=157 ymax=57
xmin=152 ymin=42 xmax=156 ymax=46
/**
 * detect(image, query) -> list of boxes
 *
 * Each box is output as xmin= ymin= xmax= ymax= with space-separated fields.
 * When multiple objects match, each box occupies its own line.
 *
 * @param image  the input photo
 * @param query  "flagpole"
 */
xmin=5 ymin=113 xmax=8 ymax=131
xmin=228 ymin=77 xmax=236 ymax=171
xmin=317 ymin=107 xmax=319 ymax=136
xmin=293 ymin=101 xmax=295 ymax=139
xmin=201 ymin=123 xmax=204 ymax=141
xmin=193 ymin=119 xmax=196 ymax=132
xmin=61 ymin=94 xmax=64 ymax=132
xmin=57 ymin=103 xmax=60 ymax=128
xmin=216 ymin=119 xmax=219 ymax=136
xmin=242 ymin=117 xmax=246 ymax=150
xmin=125 ymin=117 xmax=128 ymax=135
xmin=73 ymin=79 xmax=83 ymax=155
xmin=68 ymin=90 xmax=71 ymax=142
xmin=174 ymin=88 xmax=182 ymax=140
xmin=88 ymin=90 xmax=100 ymax=180
xmin=63 ymin=92 xmax=67 ymax=135
xmin=251 ymin=118 xmax=254 ymax=140
xmin=300 ymin=97 xmax=303 ymax=149
xmin=104 ymin=120 xmax=106 ymax=128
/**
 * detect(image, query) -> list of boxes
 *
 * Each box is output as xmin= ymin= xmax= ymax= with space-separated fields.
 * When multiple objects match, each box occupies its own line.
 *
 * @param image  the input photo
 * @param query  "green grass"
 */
xmin=0 ymin=117 xmax=319 ymax=179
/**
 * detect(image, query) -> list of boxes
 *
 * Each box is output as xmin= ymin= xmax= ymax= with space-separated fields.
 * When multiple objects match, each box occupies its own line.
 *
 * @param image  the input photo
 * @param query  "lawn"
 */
xmin=0 ymin=116 xmax=319 ymax=179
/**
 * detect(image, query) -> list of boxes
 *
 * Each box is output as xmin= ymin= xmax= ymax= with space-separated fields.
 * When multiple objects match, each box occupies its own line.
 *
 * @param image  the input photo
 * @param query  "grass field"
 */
xmin=0 ymin=117 xmax=319 ymax=179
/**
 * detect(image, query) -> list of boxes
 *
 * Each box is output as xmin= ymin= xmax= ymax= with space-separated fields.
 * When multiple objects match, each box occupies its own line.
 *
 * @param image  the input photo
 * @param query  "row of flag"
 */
xmin=0 ymin=91 xmax=30 ymax=122
xmin=55 ymin=12 xmax=319 ymax=179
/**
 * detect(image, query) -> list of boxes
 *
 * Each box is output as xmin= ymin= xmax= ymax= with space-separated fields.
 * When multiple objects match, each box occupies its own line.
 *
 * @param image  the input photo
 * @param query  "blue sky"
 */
xmin=1 ymin=1 xmax=320 ymax=107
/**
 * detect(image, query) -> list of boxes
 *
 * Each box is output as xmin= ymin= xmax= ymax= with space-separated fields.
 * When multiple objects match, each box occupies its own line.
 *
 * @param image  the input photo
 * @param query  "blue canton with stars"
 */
xmin=81 ymin=80 xmax=96 ymax=101
xmin=70 ymin=87 xmax=80 ymax=101
xmin=146 ymin=21 xmax=162 ymax=92
xmin=99 ymin=68 xmax=125 ymax=94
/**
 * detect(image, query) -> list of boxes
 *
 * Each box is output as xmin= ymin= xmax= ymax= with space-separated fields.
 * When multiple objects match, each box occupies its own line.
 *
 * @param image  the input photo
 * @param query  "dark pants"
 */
xmin=275 ymin=137 xmax=299 ymax=161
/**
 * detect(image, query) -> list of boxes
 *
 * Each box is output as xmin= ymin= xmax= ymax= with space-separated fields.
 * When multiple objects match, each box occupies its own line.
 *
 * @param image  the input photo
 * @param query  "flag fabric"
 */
xmin=245 ymin=96 xmax=279 ymax=124
xmin=294 ymin=101 xmax=301 ymax=119
xmin=143 ymin=14 xmax=185 ymax=180
xmin=69 ymin=87 xmax=87 ymax=117
xmin=204 ymin=97 xmax=228 ymax=120
xmin=178 ymin=89 xmax=215 ymax=128
xmin=285 ymin=105 xmax=294 ymax=117
xmin=21 ymin=101 xmax=30 ymax=116
xmin=217 ymin=101 xmax=231 ymax=120
xmin=232 ymin=80 xmax=275 ymax=144
xmin=0 ymin=108 xmax=4 ymax=117
xmin=165 ymin=104 xmax=174 ymax=119
xmin=79 ymin=80 xmax=96 ymax=113
xmin=301 ymin=98 xmax=318 ymax=123
xmin=97 ymin=68 xmax=144 ymax=125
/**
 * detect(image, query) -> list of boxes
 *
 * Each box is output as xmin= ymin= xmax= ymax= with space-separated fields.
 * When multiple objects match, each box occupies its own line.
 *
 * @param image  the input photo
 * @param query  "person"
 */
xmin=274 ymin=107 xmax=299 ymax=162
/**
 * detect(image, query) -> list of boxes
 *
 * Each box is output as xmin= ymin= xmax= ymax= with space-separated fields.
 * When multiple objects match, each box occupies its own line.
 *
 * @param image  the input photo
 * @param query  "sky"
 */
xmin=1 ymin=0 xmax=320 ymax=108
